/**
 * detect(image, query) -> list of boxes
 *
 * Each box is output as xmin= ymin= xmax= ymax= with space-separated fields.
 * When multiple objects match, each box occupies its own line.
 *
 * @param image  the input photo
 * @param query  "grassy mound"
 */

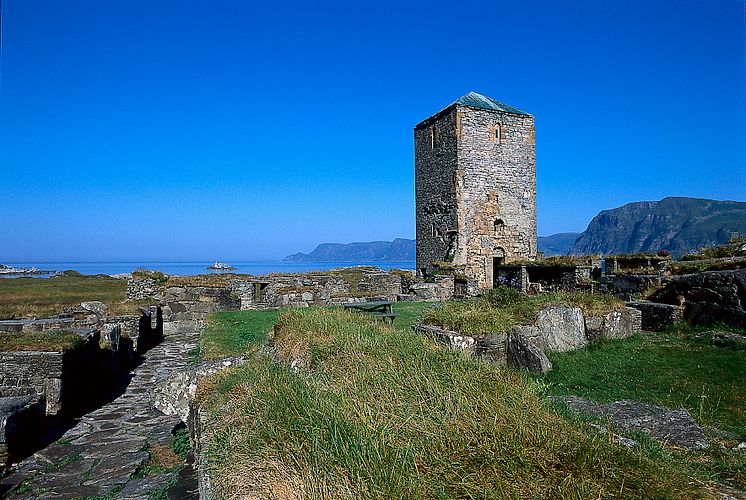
xmin=200 ymin=307 xmax=708 ymax=498
xmin=423 ymin=287 xmax=623 ymax=335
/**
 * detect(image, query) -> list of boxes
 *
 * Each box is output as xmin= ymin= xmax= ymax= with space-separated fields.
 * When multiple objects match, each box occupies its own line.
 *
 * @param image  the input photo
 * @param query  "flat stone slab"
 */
xmin=553 ymin=396 xmax=709 ymax=450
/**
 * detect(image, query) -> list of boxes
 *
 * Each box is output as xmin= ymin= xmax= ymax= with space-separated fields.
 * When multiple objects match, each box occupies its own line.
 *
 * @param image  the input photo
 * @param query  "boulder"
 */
xmin=506 ymin=330 xmax=552 ymax=373
xmin=80 ymin=301 xmax=108 ymax=319
xmin=536 ymin=306 xmax=587 ymax=352
xmin=585 ymin=307 xmax=641 ymax=341
xmin=553 ymin=396 xmax=708 ymax=450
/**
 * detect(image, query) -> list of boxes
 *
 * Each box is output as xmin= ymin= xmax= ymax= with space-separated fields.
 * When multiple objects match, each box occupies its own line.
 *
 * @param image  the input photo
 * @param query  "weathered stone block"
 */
xmin=536 ymin=306 xmax=587 ymax=352
xmin=474 ymin=332 xmax=507 ymax=363
xmin=411 ymin=324 xmax=476 ymax=354
xmin=506 ymin=330 xmax=552 ymax=373
xmin=585 ymin=307 xmax=641 ymax=341
xmin=626 ymin=301 xmax=682 ymax=332
xmin=554 ymin=396 xmax=708 ymax=450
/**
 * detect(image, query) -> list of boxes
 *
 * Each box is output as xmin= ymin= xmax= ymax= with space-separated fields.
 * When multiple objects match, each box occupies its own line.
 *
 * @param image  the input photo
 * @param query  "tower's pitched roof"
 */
xmin=455 ymin=91 xmax=530 ymax=116
xmin=415 ymin=91 xmax=531 ymax=129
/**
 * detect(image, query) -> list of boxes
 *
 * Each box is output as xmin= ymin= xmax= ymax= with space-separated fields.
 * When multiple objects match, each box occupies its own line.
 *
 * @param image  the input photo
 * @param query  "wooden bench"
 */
xmin=343 ymin=301 xmax=396 ymax=324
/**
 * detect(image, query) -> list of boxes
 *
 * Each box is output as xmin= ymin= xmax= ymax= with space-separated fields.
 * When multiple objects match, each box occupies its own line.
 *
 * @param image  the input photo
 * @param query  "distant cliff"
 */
xmin=538 ymin=233 xmax=581 ymax=256
xmin=570 ymin=197 xmax=746 ymax=257
xmin=283 ymin=238 xmax=416 ymax=262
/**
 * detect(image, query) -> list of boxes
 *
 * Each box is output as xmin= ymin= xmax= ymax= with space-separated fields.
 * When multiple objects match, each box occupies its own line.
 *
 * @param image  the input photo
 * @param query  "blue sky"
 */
xmin=1 ymin=0 xmax=744 ymax=261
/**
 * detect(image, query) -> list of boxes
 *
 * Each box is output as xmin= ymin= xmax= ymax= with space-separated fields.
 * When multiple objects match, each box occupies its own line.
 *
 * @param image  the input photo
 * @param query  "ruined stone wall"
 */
xmin=456 ymin=107 xmax=536 ymax=288
xmin=356 ymin=273 xmax=404 ymax=299
xmin=415 ymin=107 xmax=460 ymax=278
xmin=0 ymin=352 xmax=63 ymax=415
xmin=161 ymin=286 xmax=239 ymax=334
xmin=126 ymin=278 xmax=160 ymax=300
xmin=648 ymin=269 xmax=746 ymax=328
xmin=0 ymin=330 xmax=103 ymax=416
xmin=231 ymin=272 xmax=407 ymax=310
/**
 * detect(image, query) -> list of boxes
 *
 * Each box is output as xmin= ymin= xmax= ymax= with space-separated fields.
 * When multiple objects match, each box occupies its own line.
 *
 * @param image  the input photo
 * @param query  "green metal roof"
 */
xmin=455 ymin=91 xmax=530 ymax=116
xmin=415 ymin=91 xmax=531 ymax=129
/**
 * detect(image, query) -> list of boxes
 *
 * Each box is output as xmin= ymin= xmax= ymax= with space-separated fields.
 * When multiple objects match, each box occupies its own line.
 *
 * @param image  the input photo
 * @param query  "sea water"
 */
xmin=0 ymin=261 xmax=416 ymax=278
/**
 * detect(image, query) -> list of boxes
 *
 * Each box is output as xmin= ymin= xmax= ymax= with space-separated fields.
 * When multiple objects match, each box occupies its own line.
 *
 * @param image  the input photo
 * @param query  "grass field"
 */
xmin=0 ymin=274 xmax=129 ymax=319
xmin=198 ymin=305 xmax=726 ymax=498
xmin=541 ymin=325 xmax=746 ymax=436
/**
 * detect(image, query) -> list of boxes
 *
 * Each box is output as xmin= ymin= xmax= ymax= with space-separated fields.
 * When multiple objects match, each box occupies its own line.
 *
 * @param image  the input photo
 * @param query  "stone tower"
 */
xmin=415 ymin=91 xmax=537 ymax=290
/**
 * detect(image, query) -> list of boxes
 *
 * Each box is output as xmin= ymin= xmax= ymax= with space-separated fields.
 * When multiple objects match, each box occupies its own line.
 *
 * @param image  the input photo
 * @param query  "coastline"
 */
xmin=0 ymin=260 xmax=417 ymax=278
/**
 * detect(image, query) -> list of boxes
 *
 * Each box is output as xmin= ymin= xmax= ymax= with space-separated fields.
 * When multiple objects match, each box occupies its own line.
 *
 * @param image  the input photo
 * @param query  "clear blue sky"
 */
xmin=1 ymin=0 xmax=744 ymax=261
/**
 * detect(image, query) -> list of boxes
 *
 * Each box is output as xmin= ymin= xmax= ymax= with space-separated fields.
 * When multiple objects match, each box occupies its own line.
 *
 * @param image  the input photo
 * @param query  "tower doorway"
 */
xmin=492 ymin=248 xmax=506 ymax=288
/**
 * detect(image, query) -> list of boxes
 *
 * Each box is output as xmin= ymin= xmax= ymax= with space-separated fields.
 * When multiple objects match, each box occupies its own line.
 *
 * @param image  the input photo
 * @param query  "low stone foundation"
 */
xmin=626 ymin=301 xmax=682 ymax=332
xmin=413 ymin=305 xmax=641 ymax=373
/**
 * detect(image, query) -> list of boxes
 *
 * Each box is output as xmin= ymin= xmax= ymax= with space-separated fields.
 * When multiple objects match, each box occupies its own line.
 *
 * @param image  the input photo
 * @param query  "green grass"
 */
xmin=0 ymin=274 xmax=128 ymax=319
xmin=0 ymin=331 xmax=83 ymax=352
xmin=201 ymin=309 xmax=280 ymax=360
xmin=390 ymin=301 xmax=433 ymax=331
xmin=541 ymin=325 xmax=746 ymax=436
xmin=540 ymin=324 xmax=746 ymax=489
xmin=199 ymin=307 xmax=714 ymax=499
xmin=424 ymin=286 xmax=624 ymax=335
xmin=201 ymin=302 xmax=432 ymax=360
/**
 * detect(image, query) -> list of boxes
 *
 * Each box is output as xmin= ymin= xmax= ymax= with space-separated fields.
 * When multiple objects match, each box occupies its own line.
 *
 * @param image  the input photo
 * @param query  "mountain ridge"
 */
xmin=570 ymin=197 xmax=746 ymax=257
xmin=283 ymin=238 xmax=416 ymax=262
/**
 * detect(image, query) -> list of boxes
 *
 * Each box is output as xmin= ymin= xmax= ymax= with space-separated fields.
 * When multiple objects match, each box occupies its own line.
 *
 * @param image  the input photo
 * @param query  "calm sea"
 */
xmin=0 ymin=261 xmax=416 ymax=278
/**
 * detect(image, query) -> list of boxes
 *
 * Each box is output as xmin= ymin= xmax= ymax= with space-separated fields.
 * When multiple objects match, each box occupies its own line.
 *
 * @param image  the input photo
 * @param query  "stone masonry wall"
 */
xmin=0 ymin=352 xmax=63 ymax=415
xmin=161 ymin=286 xmax=239 ymax=334
xmin=415 ymin=100 xmax=536 ymax=290
xmin=456 ymin=107 xmax=536 ymax=288
xmin=126 ymin=278 xmax=160 ymax=300
xmin=0 ymin=330 xmax=103 ymax=416
xmin=415 ymin=107 xmax=460 ymax=279
xmin=232 ymin=271 xmax=407 ymax=310
xmin=648 ymin=269 xmax=746 ymax=328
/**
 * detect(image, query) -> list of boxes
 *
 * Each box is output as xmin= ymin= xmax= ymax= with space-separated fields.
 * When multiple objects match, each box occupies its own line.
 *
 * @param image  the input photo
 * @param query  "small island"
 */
xmin=207 ymin=262 xmax=237 ymax=271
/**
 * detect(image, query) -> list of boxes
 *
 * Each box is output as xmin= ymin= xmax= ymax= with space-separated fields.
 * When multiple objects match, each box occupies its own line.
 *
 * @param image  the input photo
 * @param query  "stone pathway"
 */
xmin=0 ymin=332 xmax=200 ymax=499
